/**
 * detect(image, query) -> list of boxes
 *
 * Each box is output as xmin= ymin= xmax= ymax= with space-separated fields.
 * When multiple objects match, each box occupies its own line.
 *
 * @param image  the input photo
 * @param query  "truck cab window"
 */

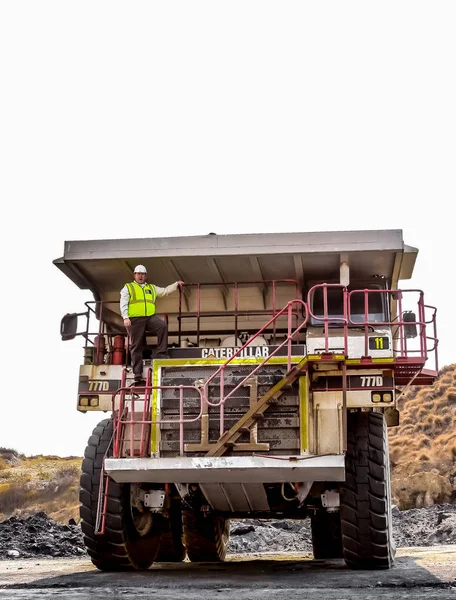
xmin=310 ymin=283 xmax=387 ymax=324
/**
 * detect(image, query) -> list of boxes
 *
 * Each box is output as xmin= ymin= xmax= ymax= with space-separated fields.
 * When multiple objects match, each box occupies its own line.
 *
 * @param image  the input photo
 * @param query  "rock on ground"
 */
xmin=392 ymin=503 xmax=456 ymax=548
xmin=0 ymin=505 xmax=455 ymax=560
xmin=0 ymin=512 xmax=86 ymax=559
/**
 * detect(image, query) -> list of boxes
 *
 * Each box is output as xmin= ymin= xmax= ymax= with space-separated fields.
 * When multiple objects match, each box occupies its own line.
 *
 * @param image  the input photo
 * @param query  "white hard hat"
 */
xmin=134 ymin=265 xmax=147 ymax=273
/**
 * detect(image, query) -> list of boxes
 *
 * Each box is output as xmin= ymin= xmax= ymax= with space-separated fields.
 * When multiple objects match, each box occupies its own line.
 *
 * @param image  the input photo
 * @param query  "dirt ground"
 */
xmin=0 ymin=546 xmax=455 ymax=599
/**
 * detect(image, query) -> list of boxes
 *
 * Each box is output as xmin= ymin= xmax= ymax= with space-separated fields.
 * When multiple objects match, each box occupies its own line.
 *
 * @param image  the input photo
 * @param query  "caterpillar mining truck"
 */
xmin=55 ymin=229 xmax=439 ymax=570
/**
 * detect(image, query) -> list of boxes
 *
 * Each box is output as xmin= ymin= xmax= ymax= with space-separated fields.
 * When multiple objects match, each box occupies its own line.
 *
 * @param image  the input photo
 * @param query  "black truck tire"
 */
xmin=182 ymin=508 xmax=230 ymax=562
xmin=310 ymin=509 xmax=343 ymax=559
xmin=340 ymin=411 xmax=396 ymax=569
xmin=155 ymin=500 xmax=186 ymax=562
xmin=79 ymin=418 xmax=163 ymax=571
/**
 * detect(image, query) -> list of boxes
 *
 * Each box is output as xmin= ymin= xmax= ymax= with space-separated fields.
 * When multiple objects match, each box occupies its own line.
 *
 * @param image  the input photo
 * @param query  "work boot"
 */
xmin=154 ymin=353 xmax=169 ymax=360
xmin=131 ymin=377 xmax=146 ymax=387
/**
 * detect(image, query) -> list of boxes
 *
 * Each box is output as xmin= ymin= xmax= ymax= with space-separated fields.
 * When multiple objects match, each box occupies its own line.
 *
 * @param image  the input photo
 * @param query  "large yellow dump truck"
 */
xmin=55 ymin=229 xmax=438 ymax=570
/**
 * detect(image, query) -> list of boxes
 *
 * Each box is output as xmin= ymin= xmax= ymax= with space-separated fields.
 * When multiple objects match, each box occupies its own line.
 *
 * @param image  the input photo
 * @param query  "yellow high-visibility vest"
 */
xmin=126 ymin=282 xmax=157 ymax=317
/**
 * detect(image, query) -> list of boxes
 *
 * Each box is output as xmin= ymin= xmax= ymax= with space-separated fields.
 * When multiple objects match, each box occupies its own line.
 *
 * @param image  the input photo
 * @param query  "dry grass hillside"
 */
xmin=389 ymin=362 xmax=456 ymax=509
xmin=0 ymin=364 xmax=455 ymax=523
xmin=0 ymin=453 xmax=82 ymax=524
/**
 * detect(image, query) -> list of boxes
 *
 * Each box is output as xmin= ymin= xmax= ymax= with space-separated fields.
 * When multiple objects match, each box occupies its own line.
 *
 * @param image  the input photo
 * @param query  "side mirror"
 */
xmin=403 ymin=311 xmax=417 ymax=339
xmin=60 ymin=313 xmax=79 ymax=341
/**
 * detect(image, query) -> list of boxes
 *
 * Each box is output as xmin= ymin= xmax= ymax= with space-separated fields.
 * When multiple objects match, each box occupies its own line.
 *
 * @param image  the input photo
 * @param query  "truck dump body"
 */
xmin=54 ymin=229 xmax=417 ymax=309
xmin=56 ymin=229 xmax=438 ymax=571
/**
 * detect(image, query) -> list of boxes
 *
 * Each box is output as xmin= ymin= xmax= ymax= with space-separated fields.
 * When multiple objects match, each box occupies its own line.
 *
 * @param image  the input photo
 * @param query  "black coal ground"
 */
xmin=0 ymin=505 xmax=455 ymax=560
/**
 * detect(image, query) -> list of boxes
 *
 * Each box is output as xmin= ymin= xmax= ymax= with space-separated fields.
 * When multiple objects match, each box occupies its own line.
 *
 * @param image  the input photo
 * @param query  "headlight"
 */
xmin=371 ymin=393 xmax=382 ymax=403
xmin=382 ymin=392 xmax=393 ymax=403
xmin=89 ymin=396 xmax=99 ymax=407
xmin=79 ymin=396 xmax=89 ymax=407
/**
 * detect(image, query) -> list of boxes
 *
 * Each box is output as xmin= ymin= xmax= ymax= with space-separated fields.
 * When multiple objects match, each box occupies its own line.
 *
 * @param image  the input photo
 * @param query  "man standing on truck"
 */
xmin=120 ymin=265 xmax=183 ymax=385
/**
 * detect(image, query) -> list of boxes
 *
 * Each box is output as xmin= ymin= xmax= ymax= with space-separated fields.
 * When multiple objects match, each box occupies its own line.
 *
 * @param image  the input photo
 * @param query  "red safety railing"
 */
xmin=347 ymin=289 xmax=427 ymax=358
xmin=69 ymin=282 xmax=439 ymax=379
xmin=201 ymin=299 xmax=309 ymax=429
xmin=111 ymin=367 xmax=205 ymax=459
xmin=63 ymin=279 xmax=302 ymax=365
xmin=307 ymin=284 xmax=438 ymax=371
xmin=177 ymin=279 xmax=301 ymax=345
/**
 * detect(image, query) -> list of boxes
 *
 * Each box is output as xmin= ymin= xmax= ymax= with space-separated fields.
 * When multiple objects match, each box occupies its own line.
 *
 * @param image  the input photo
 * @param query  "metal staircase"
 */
xmin=205 ymin=357 xmax=308 ymax=457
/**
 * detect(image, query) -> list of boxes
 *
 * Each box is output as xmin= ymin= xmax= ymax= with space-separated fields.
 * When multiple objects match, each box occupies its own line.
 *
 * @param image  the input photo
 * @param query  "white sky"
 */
xmin=1 ymin=1 xmax=455 ymax=457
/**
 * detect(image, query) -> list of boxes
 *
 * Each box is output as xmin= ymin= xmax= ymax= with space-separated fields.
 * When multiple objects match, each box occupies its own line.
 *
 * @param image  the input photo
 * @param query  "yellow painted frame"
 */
xmin=150 ymin=355 xmax=305 ymax=454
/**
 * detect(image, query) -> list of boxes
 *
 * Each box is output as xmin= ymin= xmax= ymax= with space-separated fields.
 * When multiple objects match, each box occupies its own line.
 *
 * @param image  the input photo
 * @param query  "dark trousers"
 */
xmin=128 ymin=315 xmax=168 ymax=378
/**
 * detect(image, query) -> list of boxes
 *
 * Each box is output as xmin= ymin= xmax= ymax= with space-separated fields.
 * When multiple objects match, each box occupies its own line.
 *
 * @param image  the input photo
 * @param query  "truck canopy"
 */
xmin=54 ymin=229 xmax=416 ymax=293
